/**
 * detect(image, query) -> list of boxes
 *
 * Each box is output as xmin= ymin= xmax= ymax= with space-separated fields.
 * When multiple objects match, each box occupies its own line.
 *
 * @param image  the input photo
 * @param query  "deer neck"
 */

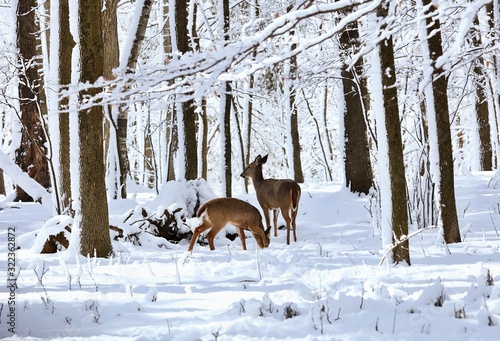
xmin=251 ymin=168 xmax=265 ymax=190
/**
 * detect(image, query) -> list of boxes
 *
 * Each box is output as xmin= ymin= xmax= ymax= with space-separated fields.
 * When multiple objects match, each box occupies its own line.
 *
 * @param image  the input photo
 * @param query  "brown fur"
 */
xmin=187 ymin=197 xmax=271 ymax=252
xmin=241 ymin=154 xmax=301 ymax=245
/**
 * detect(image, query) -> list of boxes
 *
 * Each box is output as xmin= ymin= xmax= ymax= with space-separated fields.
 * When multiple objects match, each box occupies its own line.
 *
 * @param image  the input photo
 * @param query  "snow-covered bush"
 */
xmin=114 ymin=179 xmax=217 ymax=247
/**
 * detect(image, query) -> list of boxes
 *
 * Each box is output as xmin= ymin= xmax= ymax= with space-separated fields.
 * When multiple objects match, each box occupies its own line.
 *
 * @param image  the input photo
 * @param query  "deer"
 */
xmin=187 ymin=197 xmax=271 ymax=252
xmin=241 ymin=154 xmax=301 ymax=245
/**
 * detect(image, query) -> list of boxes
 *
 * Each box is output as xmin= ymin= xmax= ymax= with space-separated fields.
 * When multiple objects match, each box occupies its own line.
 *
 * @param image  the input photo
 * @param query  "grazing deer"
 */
xmin=187 ymin=197 xmax=271 ymax=252
xmin=241 ymin=154 xmax=301 ymax=245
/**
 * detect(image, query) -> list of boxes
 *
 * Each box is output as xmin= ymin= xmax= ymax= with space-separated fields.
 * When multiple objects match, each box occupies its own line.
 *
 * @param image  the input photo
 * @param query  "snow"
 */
xmin=1 ymin=173 xmax=499 ymax=340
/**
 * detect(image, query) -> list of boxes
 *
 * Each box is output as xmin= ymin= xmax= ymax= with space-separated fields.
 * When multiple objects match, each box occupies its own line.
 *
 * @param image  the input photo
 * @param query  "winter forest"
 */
xmin=1 ymin=0 xmax=500 ymax=339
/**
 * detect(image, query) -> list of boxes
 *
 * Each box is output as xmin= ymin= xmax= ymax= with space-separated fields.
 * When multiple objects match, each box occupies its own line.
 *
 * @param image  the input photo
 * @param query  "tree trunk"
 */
xmin=486 ymin=1 xmax=500 ymax=169
xmin=287 ymin=19 xmax=304 ymax=183
xmin=102 ymin=0 xmax=120 ymax=199
xmin=114 ymin=0 xmax=154 ymax=197
xmin=377 ymin=3 xmax=410 ymax=265
xmin=219 ymin=0 xmax=232 ymax=196
xmin=15 ymin=0 xmax=51 ymax=202
xmin=200 ymin=99 xmax=208 ymax=180
xmin=0 ymin=169 xmax=4 ymax=195
xmin=471 ymin=15 xmax=492 ymax=171
xmin=78 ymin=0 xmax=113 ymax=258
xmin=162 ymin=0 xmax=176 ymax=181
xmin=422 ymin=0 xmax=461 ymax=244
xmin=339 ymin=20 xmax=373 ymax=194
xmin=175 ymin=0 xmax=198 ymax=180
xmin=58 ymin=0 xmax=75 ymax=214
xmin=221 ymin=82 xmax=232 ymax=197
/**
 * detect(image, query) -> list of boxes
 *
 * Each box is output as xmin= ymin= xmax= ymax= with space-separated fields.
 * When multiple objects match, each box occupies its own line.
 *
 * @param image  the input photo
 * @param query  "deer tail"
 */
xmin=291 ymin=188 xmax=300 ymax=212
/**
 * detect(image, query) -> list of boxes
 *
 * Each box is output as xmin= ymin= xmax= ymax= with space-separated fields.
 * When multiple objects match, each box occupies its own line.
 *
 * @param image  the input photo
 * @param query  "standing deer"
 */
xmin=187 ymin=197 xmax=271 ymax=252
xmin=241 ymin=154 xmax=301 ymax=245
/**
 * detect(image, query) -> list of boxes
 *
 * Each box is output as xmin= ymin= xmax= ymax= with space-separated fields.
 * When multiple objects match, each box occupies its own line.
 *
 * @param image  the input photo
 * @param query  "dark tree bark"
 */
xmin=78 ymin=0 xmax=113 ymax=257
xmin=15 ymin=0 xmax=51 ymax=202
xmin=58 ymin=0 xmax=75 ymax=214
xmin=422 ymin=0 xmax=461 ymax=244
xmin=377 ymin=3 xmax=410 ymax=265
xmin=102 ymin=0 xmax=120 ymax=199
xmin=0 ymin=169 xmax=5 ymax=196
xmin=289 ymin=80 xmax=304 ymax=183
xmin=175 ymin=0 xmax=198 ymax=180
xmin=221 ymin=0 xmax=232 ymax=196
xmin=286 ymin=7 xmax=304 ymax=184
xmin=222 ymin=82 xmax=232 ymax=197
xmin=471 ymin=15 xmax=492 ymax=171
xmin=339 ymin=20 xmax=373 ymax=194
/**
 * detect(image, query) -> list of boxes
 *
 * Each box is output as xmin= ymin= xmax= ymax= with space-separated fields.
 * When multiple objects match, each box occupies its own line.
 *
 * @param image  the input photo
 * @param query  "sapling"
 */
xmin=34 ymin=262 xmax=52 ymax=311
xmin=211 ymin=326 xmax=222 ymax=341
xmin=171 ymin=253 xmax=181 ymax=285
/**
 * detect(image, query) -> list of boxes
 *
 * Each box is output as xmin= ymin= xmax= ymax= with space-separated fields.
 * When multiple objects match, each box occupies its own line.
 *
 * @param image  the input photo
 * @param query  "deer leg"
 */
xmin=188 ymin=222 xmax=212 ymax=251
xmin=262 ymin=208 xmax=273 ymax=237
xmin=236 ymin=228 xmax=247 ymax=251
xmin=206 ymin=224 xmax=223 ymax=250
xmin=291 ymin=207 xmax=298 ymax=242
xmin=281 ymin=209 xmax=292 ymax=245
xmin=273 ymin=209 xmax=279 ymax=237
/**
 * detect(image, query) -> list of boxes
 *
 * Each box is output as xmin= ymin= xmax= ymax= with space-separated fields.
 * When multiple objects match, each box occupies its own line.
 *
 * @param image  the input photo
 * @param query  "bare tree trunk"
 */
xmin=58 ymin=0 xmax=75 ymax=214
xmin=486 ymin=1 xmax=500 ymax=169
xmin=376 ymin=3 xmax=410 ymax=265
xmin=219 ymin=0 xmax=232 ymax=196
xmin=339 ymin=20 xmax=373 ymax=194
xmin=175 ymin=0 xmax=198 ymax=180
xmin=288 ymin=31 xmax=304 ymax=183
xmin=114 ymin=0 xmax=154 ymax=197
xmin=102 ymin=0 xmax=120 ymax=199
xmin=242 ymin=1 xmax=260 ymax=192
xmin=422 ymin=0 xmax=461 ymax=244
xmin=162 ymin=0 xmax=176 ymax=181
xmin=78 ymin=0 xmax=113 ymax=257
xmin=0 ymin=169 xmax=4 ymax=196
xmin=200 ymin=99 xmax=208 ymax=180
xmin=471 ymin=15 xmax=492 ymax=171
xmin=221 ymin=82 xmax=232 ymax=197
xmin=15 ymin=0 xmax=51 ymax=202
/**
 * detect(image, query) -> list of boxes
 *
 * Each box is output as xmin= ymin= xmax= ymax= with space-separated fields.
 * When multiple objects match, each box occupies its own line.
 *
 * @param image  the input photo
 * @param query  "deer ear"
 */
xmin=261 ymin=155 xmax=268 ymax=164
xmin=255 ymin=155 xmax=261 ymax=163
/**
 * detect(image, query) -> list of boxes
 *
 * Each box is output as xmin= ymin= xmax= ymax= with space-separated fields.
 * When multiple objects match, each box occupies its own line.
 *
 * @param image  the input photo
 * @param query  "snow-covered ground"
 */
xmin=1 ymin=173 xmax=499 ymax=340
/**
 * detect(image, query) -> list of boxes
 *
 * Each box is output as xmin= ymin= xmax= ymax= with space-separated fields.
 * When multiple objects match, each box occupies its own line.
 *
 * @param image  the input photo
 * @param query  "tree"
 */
xmin=420 ymin=0 xmax=461 ymax=244
xmin=220 ymin=0 xmax=232 ymax=196
xmin=162 ymin=0 xmax=177 ymax=182
xmin=175 ymin=0 xmax=198 ymax=181
xmin=339 ymin=20 xmax=373 ymax=194
xmin=113 ymin=0 xmax=154 ymax=198
xmin=470 ymin=15 xmax=492 ymax=171
xmin=77 ymin=0 xmax=113 ymax=257
xmin=56 ymin=0 xmax=75 ymax=214
xmin=288 ymin=47 xmax=304 ymax=183
xmin=102 ymin=0 xmax=121 ymax=199
xmin=286 ymin=6 xmax=304 ymax=184
xmin=242 ymin=0 xmax=260 ymax=193
xmin=374 ymin=2 xmax=410 ymax=265
xmin=15 ymin=0 xmax=51 ymax=202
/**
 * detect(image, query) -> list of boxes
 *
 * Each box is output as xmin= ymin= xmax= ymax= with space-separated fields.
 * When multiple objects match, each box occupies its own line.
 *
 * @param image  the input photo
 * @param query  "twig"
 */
xmin=379 ymin=227 xmax=430 ymax=266
xmin=488 ymin=209 xmax=499 ymax=237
